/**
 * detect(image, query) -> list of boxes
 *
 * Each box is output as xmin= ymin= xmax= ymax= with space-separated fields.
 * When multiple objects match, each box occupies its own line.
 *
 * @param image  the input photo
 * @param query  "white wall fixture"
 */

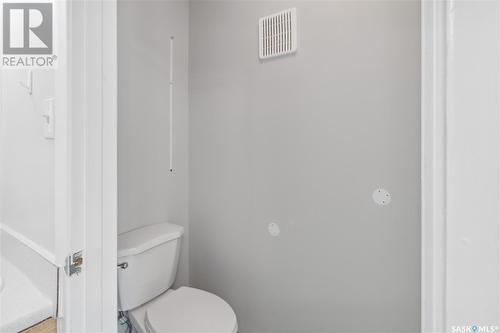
xmin=18 ymin=69 xmax=33 ymax=95
xmin=42 ymin=98 xmax=55 ymax=139
xmin=259 ymin=8 xmax=297 ymax=59
xmin=372 ymin=188 xmax=391 ymax=206
xmin=169 ymin=36 xmax=174 ymax=172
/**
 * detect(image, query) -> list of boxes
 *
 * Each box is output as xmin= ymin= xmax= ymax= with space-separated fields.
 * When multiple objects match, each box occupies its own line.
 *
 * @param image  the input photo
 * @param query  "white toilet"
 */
xmin=117 ymin=222 xmax=238 ymax=333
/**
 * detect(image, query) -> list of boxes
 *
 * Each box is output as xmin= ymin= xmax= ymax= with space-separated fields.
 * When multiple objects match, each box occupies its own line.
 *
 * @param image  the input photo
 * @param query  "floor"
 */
xmin=22 ymin=318 xmax=56 ymax=333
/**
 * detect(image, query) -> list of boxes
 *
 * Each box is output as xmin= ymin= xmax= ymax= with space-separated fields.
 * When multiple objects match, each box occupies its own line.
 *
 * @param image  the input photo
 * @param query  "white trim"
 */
xmin=57 ymin=0 xmax=117 ymax=331
xmin=84 ymin=0 xmax=104 ymax=328
xmin=169 ymin=37 xmax=174 ymax=173
xmin=421 ymin=1 xmax=448 ymax=332
xmin=0 ymin=223 xmax=57 ymax=266
xmin=101 ymin=0 xmax=118 ymax=331
xmin=53 ymin=0 xmax=71 ymax=269
xmin=77 ymin=0 xmax=117 ymax=331
xmin=54 ymin=0 xmax=72 ymax=331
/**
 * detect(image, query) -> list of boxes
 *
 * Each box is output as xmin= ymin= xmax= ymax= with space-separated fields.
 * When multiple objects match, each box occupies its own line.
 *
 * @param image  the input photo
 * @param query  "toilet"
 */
xmin=117 ymin=222 xmax=238 ymax=333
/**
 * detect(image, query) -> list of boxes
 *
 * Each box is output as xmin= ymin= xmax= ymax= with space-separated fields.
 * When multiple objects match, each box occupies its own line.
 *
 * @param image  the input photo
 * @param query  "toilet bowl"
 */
xmin=117 ymin=223 xmax=238 ymax=333
xmin=128 ymin=287 xmax=237 ymax=333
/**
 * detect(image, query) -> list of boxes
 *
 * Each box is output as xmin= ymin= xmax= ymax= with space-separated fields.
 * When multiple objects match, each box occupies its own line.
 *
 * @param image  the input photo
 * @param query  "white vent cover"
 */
xmin=259 ymin=8 xmax=297 ymax=59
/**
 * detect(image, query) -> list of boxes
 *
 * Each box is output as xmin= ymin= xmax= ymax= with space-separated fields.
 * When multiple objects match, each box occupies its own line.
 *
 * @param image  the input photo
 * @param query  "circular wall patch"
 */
xmin=373 ymin=188 xmax=391 ymax=206
xmin=268 ymin=222 xmax=281 ymax=237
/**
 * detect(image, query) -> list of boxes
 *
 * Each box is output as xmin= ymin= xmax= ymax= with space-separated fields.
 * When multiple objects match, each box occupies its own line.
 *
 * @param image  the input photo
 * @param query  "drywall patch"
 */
xmin=373 ymin=188 xmax=391 ymax=206
xmin=268 ymin=223 xmax=281 ymax=236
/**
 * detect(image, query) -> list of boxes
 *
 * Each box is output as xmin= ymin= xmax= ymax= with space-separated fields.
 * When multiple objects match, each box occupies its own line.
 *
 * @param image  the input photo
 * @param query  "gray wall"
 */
xmin=118 ymin=0 xmax=190 ymax=285
xmin=188 ymin=1 xmax=420 ymax=332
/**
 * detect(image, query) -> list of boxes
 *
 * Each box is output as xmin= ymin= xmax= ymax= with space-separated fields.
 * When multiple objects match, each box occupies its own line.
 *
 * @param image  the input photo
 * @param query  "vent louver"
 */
xmin=259 ymin=8 xmax=297 ymax=59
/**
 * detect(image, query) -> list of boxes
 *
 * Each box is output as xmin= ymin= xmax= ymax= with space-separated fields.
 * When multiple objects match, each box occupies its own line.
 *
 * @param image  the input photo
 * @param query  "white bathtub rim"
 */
xmin=0 ymin=223 xmax=57 ymax=267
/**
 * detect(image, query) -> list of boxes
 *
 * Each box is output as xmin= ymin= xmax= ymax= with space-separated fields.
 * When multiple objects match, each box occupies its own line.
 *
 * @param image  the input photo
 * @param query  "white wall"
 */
xmin=0 ymin=69 xmax=55 ymax=254
xmin=188 ymin=1 xmax=420 ymax=332
xmin=118 ymin=0 xmax=190 ymax=286
xmin=445 ymin=1 xmax=500 ymax=330
xmin=0 ymin=68 xmax=58 ymax=314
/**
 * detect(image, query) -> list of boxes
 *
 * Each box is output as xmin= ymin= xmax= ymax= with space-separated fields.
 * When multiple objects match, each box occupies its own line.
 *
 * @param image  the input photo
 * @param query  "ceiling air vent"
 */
xmin=259 ymin=8 xmax=297 ymax=59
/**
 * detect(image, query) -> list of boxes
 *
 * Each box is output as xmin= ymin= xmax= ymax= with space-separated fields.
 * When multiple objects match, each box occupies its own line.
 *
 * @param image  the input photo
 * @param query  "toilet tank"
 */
xmin=117 ymin=222 xmax=184 ymax=311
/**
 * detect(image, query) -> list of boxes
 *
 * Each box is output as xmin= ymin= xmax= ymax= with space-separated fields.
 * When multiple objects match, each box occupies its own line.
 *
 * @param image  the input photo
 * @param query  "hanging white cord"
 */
xmin=169 ymin=36 xmax=174 ymax=172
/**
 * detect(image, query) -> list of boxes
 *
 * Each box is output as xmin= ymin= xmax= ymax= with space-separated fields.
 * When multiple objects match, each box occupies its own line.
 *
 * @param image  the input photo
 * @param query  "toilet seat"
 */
xmin=144 ymin=287 xmax=238 ymax=333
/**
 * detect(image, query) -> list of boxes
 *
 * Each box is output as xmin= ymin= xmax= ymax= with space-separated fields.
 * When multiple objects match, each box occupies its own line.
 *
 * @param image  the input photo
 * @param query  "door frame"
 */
xmin=101 ymin=0 xmax=118 ymax=329
xmin=422 ymin=1 xmax=500 ymax=331
xmin=421 ymin=1 xmax=447 ymax=332
xmin=58 ymin=0 xmax=117 ymax=331
xmin=79 ymin=0 xmax=117 ymax=331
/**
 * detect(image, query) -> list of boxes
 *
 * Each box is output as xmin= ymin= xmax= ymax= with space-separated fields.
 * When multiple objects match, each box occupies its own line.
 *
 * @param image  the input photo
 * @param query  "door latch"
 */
xmin=65 ymin=251 xmax=83 ymax=276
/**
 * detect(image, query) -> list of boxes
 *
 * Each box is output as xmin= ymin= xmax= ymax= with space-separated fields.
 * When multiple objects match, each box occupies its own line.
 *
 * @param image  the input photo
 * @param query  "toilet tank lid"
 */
xmin=118 ymin=222 xmax=184 ymax=258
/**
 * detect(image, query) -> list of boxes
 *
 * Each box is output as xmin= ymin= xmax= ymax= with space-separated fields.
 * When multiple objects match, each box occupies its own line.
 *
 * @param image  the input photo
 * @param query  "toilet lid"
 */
xmin=145 ymin=287 xmax=238 ymax=333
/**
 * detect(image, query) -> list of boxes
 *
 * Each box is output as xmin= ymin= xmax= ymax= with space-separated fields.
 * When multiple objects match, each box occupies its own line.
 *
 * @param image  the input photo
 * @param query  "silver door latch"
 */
xmin=65 ymin=251 xmax=83 ymax=276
